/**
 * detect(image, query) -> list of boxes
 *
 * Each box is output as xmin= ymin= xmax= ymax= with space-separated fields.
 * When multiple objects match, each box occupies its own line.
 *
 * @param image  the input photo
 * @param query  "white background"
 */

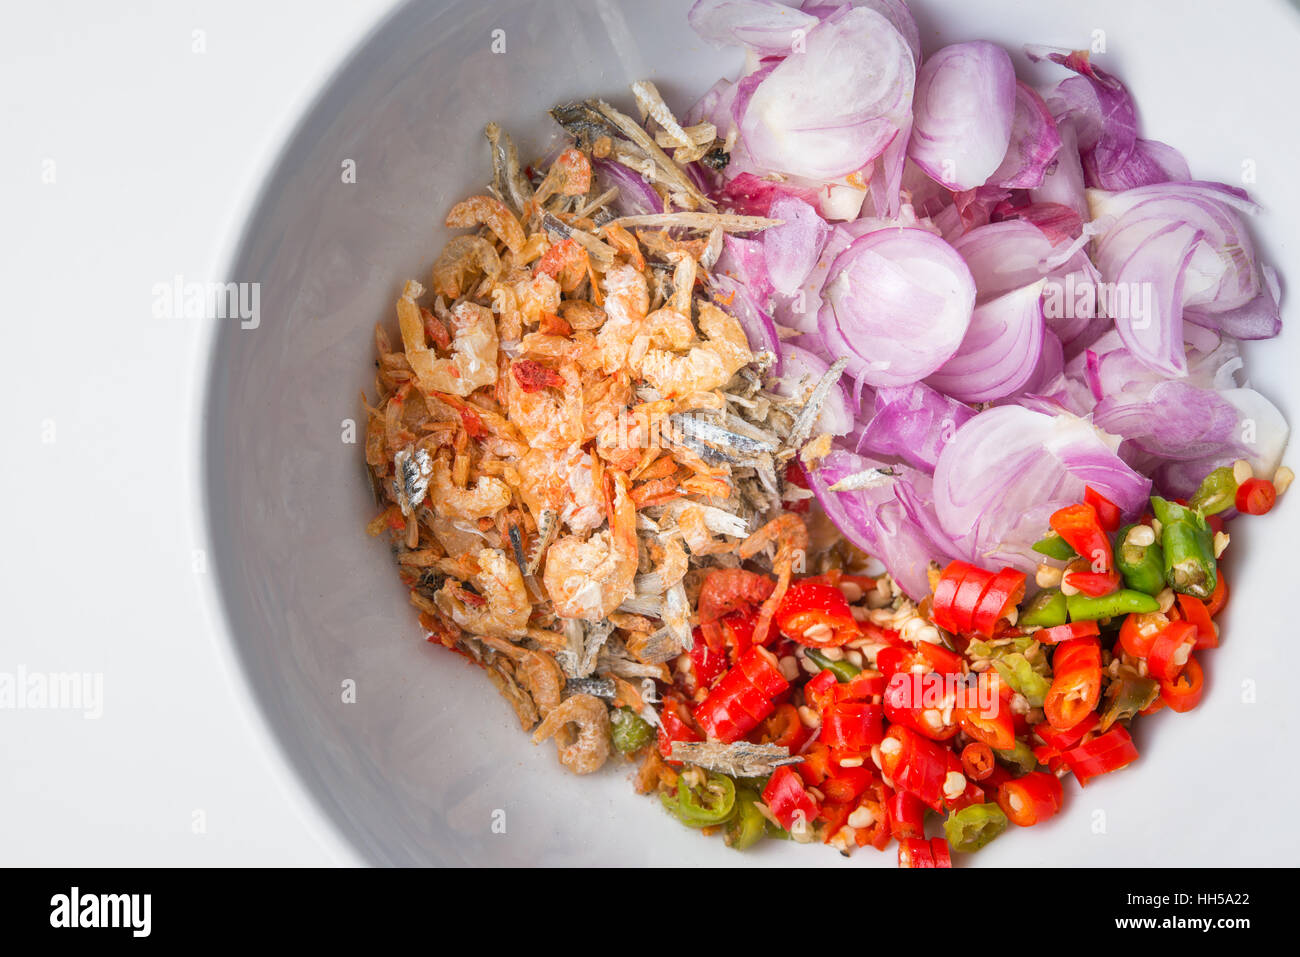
xmin=0 ymin=0 xmax=401 ymax=865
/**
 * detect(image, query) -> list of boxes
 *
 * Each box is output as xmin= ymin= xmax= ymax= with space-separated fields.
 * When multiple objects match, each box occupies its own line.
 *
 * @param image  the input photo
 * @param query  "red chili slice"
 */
xmin=1034 ymin=620 xmax=1100 ymax=644
xmin=970 ymin=567 xmax=1027 ymax=636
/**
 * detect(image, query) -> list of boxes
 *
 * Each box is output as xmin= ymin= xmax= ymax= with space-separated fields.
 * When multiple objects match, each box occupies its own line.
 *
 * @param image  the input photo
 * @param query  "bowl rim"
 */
xmin=190 ymin=0 xmax=448 ymax=868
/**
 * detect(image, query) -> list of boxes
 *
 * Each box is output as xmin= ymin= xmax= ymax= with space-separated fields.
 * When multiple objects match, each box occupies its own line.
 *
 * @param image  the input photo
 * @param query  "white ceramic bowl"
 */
xmin=203 ymin=0 xmax=1300 ymax=865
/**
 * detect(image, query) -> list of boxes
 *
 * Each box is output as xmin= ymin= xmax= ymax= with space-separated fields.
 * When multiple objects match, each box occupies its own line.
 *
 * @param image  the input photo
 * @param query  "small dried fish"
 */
xmin=670 ymin=413 xmax=777 ymax=456
xmin=525 ymin=509 xmax=558 ymax=576
xmin=669 ymin=741 xmax=803 ymax=778
xmin=485 ymin=121 xmax=533 ymax=215
xmin=700 ymin=146 xmax=730 ymax=171
xmin=608 ymin=212 xmax=781 ymax=233
xmin=507 ymin=522 xmax=527 ymax=573
xmin=661 ymin=581 xmax=693 ymax=652
xmin=549 ymin=100 xmax=623 ymax=150
xmin=784 ymin=357 xmax=850 ymax=454
xmin=541 ymin=213 xmax=615 ymax=265
xmin=618 ymin=593 xmax=665 ymax=618
xmin=557 ymin=617 xmax=586 ymax=677
xmin=591 ymin=99 xmax=714 ymax=210
xmin=627 ymin=628 xmax=684 ymax=665
xmin=632 ymin=80 xmax=694 ymax=151
xmin=675 ymin=434 xmax=751 ymax=467
xmin=393 ymin=447 xmax=433 ymax=516
xmin=564 ymin=676 xmax=617 ymax=700
xmin=828 ymin=467 xmax=899 ymax=492
xmin=576 ymin=618 xmax=616 ymax=677
xmin=597 ymin=642 xmax=670 ymax=680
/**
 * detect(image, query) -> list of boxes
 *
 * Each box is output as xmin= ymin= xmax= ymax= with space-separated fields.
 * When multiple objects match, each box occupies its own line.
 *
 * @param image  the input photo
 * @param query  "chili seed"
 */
xmin=1035 ymin=563 xmax=1064 ymax=588
xmin=1126 ymin=524 xmax=1156 ymax=547
xmin=1213 ymin=531 xmax=1230 ymax=558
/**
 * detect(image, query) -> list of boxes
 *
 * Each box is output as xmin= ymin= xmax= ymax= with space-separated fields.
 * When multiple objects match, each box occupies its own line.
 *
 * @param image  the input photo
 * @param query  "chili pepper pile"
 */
xmin=643 ymin=461 xmax=1284 ymax=867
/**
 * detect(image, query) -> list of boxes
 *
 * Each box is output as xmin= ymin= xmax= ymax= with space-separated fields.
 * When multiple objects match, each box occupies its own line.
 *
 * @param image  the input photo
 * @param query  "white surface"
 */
xmin=0 ymin=0 xmax=396 ymax=866
xmin=2 ymin=0 xmax=1298 ymax=867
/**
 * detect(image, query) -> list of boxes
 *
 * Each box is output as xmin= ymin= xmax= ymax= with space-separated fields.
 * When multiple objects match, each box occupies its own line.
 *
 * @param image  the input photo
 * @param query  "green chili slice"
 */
xmin=1020 ymin=588 xmax=1068 ymax=628
xmin=610 ymin=707 xmax=655 ymax=754
xmin=1067 ymin=589 xmax=1160 ymax=621
xmin=944 ymin=803 xmax=1008 ymax=852
xmin=1032 ymin=532 xmax=1078 ymax=561
xmin=994 ymin=739 xmax=1039 ymax=775
xmin=1151 ymin=496 xmax=1217 ymax=599
xmin=676 ymin=772 xmax=737 ymax=828
xmin=1188 ymin=466 xmax=1238 ymax=516
xmin=1115 ymin=524 xmax=1166 ymax=596
xmin=804 ymin=648 xmax=861 ymax=682
xmin=1099 ymin=674 xmax=1161 ymax=732
xmin=993 ymin=654 xmax=1052 ymax=708
xmin=723 ymin=786 xmax=767 ymax=850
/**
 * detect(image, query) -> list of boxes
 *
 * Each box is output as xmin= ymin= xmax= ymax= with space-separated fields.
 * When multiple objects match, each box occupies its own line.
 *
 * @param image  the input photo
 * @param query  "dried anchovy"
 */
xmin=507 ymin=522 xmax=527 ymax=573
xmin=662 ymin=581 xmax=693 ymax=652
xmin=631 ymin=628 xmax=685 ymax=664
xmin=393 ymin=447 xmax=433 ymax=516
xmin=549 ymin=100 xmax=623 ymax=150
xmin=669 ymin=741 xmax=802 ymax=778
xmin=541 ymin=212 xmax=615 ymax=265
xmin=557 ymin=617 xmax=586 ymax=678
xmin=564 ymin=676 xmax=617 ymax=700
xmin=541 ymin=211 xmax=573 ymax=239
xmin=597 ymin=643 xmax=667 ymax=679
xmin=608 ymin=212 xmax=781 ymax=233
xmin=617 ymin=593 xmax=665 ymax=618
xmin=829 ymin=467 xmax=899 ymax=492
xmin=670 ymin=413 xmax=777 ymax=456
xmin=631 ymin=80 xmax=694 ymax=151
xmin=720 ymin=411 xmax=781 ymax=448
xmin=576 ymin=619 xmax=616 ymax=677
xmin=785 ymin=357 xmax=850 ymax=455
xmin=673 ymin=433 xmax=746 ymax=467
xmin=484 ymin=121 xmax=533 ymax=215
xmin=591 ymin=99 xmax=714 ymax=210
xmin=525 ymin=509 xmax=558 ymax=576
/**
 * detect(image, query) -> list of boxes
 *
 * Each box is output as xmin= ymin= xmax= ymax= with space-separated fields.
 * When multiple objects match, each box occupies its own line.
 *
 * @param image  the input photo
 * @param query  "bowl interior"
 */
xmin=206 ymin=0 xmax=1299 ymax=865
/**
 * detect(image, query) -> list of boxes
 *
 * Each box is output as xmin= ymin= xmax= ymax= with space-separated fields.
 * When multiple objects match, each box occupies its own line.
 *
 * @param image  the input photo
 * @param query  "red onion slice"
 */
xmin=688 ymin=0 xmax=819 ymax=56
xmin=821 ymin=227 xmax=975 ymax=387
xmin=990 ymin=82 xmax=1063 ymax=189
xmin=908 ymin=41 xmax=1017 ymax=190
xmin=933 ymin=406 xmax=1150 ymax=571
xmin=1030 ymin=118 xmax=1088 ymax=217
xmin=763 ymin=195 xmax=832 ymax=296
xmin=855 ymin=382 xmax=975 ymax=471
xmin=1093 ymin=216 xmax=1204 ymax=377
xmin=592 ymin=160 xmax=663 ymax=216
xmin=739 ymin=7 xmax=915 ymax=181
xmin=809 ymin=450 xmax=958 ymax=599
xmin=926 ymin=280 xmax=1046 ymax=402
xmin=710 ymin=273 xmax=781 ymax=367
